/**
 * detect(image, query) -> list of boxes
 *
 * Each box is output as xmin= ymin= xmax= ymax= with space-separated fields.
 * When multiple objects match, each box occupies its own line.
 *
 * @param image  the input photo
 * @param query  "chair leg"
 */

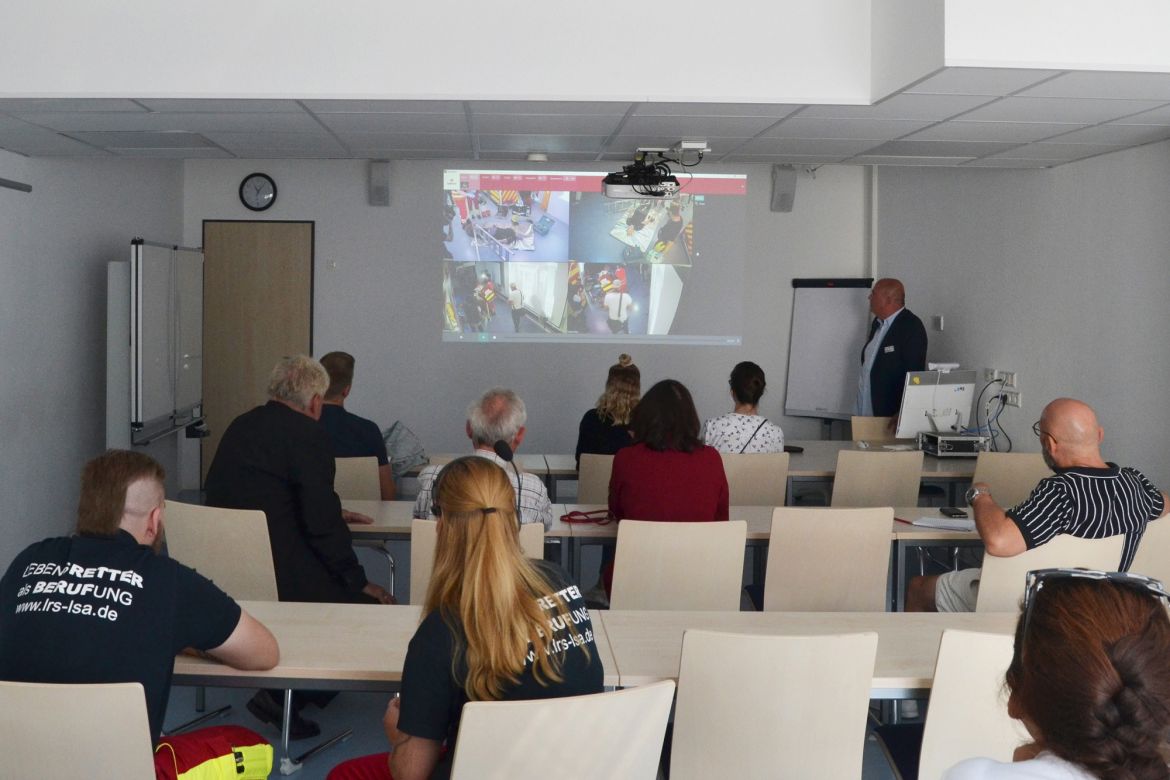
xmin=354 ymin=540 xmax=397 ymax=597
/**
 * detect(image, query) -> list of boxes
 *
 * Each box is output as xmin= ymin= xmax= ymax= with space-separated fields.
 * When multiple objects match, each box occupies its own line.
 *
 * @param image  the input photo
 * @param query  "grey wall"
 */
xmin=184 ymin=160 xmax=869 ymax=461
xmin=0 ymin=151 xmax=184 ymax=566
xmin=877 ymin=140 xmax=1170 ymax=485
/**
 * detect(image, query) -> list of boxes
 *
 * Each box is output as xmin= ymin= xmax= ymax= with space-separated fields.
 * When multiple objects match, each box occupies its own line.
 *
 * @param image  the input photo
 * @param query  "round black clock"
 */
xmin=239 ymin=173 xmax=277 ymax=211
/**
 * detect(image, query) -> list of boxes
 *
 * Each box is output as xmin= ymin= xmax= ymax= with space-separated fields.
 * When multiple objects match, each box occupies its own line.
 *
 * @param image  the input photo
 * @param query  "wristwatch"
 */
xmin=965 ymin=486 xmax=990 ymax=506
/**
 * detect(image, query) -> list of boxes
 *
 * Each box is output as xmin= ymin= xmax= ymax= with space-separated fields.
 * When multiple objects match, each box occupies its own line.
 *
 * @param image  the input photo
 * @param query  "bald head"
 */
xmin=1039 ymin=398 xmax=1105 ymax=467
xmin=870 ymin=278 xmax=906 ymax=319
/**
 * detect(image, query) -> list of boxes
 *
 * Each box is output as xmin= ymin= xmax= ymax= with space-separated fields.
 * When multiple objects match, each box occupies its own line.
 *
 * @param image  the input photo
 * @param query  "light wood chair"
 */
xmin=609 ymin=520 xmax=747 ymax=610
xmin=1131 ymin=518 xmax=1170 ymax=584
xmin=577 ymin=453 xmax=614 ymax=504
xmin=831 ymin=449 xmax=924 ymax=508
xmin=409 ymin=519 xmax=544 ymax=605
xmin=971 ymin=452 xmax=1053 ymax=509
xmin=163 ymin=500 xmax=278 ymax=600
xmin=976 ymin=534 xmax=1126 ymax=612
xmin=764 ymin=507 xmax=893 ymax=611
xmin=450 ymin=680 xmax=676 ymax=780
xmin=916 ymin=630 xmax=1028 ymax=779
xmin=850 ymin=415 xmax=897 ymax=442
xmin=0 ymin=680 xmax=156 ymax=778
xmin=333 ymin=456 xmax=381 ymax=501
xmin=670 ymin=630 xmax=878 ymax=780
xmin=719 ymin=452 xmax=789 ymax=506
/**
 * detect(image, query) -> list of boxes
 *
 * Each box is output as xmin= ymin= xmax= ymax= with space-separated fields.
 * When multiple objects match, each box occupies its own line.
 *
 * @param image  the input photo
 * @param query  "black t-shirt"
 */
xmin=319 ymin=404 xmax=389 ymax=466
xmin=575 ymin=408 xmax=633 ymax=469
xmin=398 ymin=562 xmax=603 ymax=749
xmin=0 ymin=531 xmax=241 ymax=741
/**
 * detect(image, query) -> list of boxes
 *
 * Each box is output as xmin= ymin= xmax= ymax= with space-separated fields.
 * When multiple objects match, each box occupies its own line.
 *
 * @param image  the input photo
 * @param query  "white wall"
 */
xmin=876 ymin=140 xmax=1170 ymax=484
xmin=0 ymin=151 xmax=183 ymax=566
xmin=183 ymin=160 xmax=868 ymax=456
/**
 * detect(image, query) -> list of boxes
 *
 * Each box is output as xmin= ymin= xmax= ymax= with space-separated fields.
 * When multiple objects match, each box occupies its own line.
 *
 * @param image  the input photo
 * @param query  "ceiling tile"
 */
xmin=733 ymin=137 xmax=880 ymax=155
xmin=763 ymin=117 xmax=933 ymax=140
xmin=18 ymin=111 xmax=323 ymax=133
xmin=905 ymin=121 xmax=1073 ymax=143
xmin=68 ymin=131 xmax=216 ymax=149
xmin=905 ymin=67 xmax=1061 ymax=96
xmin=472 ymin=114 xmax=623 ymax=135
xmin=1114 ymin=104 xmax=1170 ymax=125
xmin=984 ymin=142 xmax=1119 ymax=161
xmin=1043 ymin=123 xmax=1170 ymax=145
xmin=349 ymin=149 xmax=459 ymax=159
xmin=471 ymin=101 xmax=631 ymax=115
xmin=302 ymin=100 xmax=465 ymax=114
xmin=958 ymin=97 xmax=1166 ymax=124
xmin=336 ymin=132 xmax=472 ymax=152
xmin=961 ymin=158 xmax=1056 ymax=168
xmin=135 ymin=99 xmax=303 ymax=113
xmin=109 ymin=147 xmax=233 ymax=159
xmin=800 ymin=93 xmax=994 ymax=120
xmin=0 ymin=98 xmax=146 ymax=113
xmin=0 ymin=115 xmax=35 ymax=131
xmin=718 ymin=153 xmax=848 ymax=164
xmin=227 ymin=148 xmax=350 ymax=159
xmin=1018 ymin=71 xmax=1170 ymax=101
xmin=861 ymin=140 xmax=1021 ymax=157
xmin=633 ymin=102 xmax=800 ymax=118
xmin=316 ymin=112 xmax=468 ymax=133
xmin=478 ymin=134 xmax=606 ymax=153
xmin=202 ymin=131 xmax=347 ymax=154
xmin=0 ymin=129 xmax=110 ymax=155
xmin=619 ymin=114 xmax=779 ymax=137
xmin=849 ymin=155 xmax=975 ymax=166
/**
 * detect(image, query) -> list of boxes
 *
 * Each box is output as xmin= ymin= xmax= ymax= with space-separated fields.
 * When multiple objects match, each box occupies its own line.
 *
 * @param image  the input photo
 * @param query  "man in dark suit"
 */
xmin=856 ymin=278 xmax=927 ymax=417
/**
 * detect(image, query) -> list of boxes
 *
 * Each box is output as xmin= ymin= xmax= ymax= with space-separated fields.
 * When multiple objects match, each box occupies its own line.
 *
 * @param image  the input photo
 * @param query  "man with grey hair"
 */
xmin=206 ymin=355 xmax=392 ymax=737
xmin=413 ymin=387 xmax=554 ymax=529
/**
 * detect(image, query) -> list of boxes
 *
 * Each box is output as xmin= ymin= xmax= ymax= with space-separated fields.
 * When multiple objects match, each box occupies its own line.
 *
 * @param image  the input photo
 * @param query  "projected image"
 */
xmin=441 ymin=169 xmax=746 ymax=345
xmin=569 ymin=194 xmax=696 ymax=266
xmin=443 ymin=189 xmax=570 ymax=263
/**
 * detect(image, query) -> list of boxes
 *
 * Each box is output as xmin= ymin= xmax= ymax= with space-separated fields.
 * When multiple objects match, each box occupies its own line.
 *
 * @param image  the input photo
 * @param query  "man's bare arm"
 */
xmin=206 ymin=610 xmax=279 ymax=670
xmin=971 ymin=482 xmax=1026 ymax=557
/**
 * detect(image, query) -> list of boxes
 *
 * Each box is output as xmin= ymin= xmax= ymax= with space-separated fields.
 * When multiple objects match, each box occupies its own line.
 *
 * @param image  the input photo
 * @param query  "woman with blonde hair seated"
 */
xmin=328 ymin=457 xmax=603 ymax=780
xmin=575 ymin=353 xmax=640 ymax=468
xmin=946 ymin=568 xmax=1170 ymax=779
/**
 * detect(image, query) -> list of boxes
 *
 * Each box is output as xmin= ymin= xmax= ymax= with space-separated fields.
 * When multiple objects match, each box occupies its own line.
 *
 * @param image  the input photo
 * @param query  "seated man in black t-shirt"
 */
xmin=0 ymin=450 xmax=280 ymax=774
xmin=319 ymin=350 xmax=395 ymax=500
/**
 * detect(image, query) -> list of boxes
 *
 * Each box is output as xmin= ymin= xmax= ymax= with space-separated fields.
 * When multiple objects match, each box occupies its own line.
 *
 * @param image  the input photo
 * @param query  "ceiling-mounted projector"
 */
xmin=602 ymin=161 xmax=680 ymax=199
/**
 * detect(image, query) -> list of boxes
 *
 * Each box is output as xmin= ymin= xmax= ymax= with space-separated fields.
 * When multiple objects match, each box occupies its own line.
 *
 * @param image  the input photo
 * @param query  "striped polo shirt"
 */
xmin=1006 ymin=463 xmax=1165 ymax=571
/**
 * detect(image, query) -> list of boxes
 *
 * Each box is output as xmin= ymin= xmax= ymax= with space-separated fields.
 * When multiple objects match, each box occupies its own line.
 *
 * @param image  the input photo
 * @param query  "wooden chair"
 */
xmin=670 ymin=630 xmax=878 ymax=779
xmin=719 ymin=452 xmax=789 ymax=506
xmin=450 ymin=680 xmax=676 ymax=779
xmin=971 ymin=451 xmax=1052 ymax=509
xmin=976 ymin=534 xmax=1125 ymax=612
xmin=850 ymin=415 xmax=897 ymax=442
xmin=1131 ymin=518 xmax=1170 ymax=584
xmin=916 ymin=630 xmax=1028 ymax=778
xmin=764 ymin=507 xmax=893 ymax=611
xmin=830 ymin=449 xmax=924 ymax=508
xmin=333 ymin=456 xmax=380 ymax=501
xmin=609 ymin=520 xmax=747 ymax=610
xmin=163 ymin=500 xmax=278 ymax=600
xmin=409 ymin=519 xmax=544 ymax=605
xmin=0 ymin=680 xmax=156 ymax=778
xmin=577 ymin=453 xmax=614 ymax=504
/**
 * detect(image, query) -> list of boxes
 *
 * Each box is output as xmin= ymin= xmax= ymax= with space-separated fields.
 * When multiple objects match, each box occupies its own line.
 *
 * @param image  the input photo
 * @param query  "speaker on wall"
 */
xmin=770 ymin=164 xmax=797 ymax=213
xmin=368 ymin=160 xmax=391 ymax=207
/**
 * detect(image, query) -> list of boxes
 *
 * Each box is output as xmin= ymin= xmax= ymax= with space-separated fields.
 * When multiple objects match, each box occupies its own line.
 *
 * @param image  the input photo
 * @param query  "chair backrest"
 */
xmin=764 ymin=507 xmax=893 ymax=611
xmin=917 ymin=630 xmax=1028 ymax=778
xmin=163 ymin=500 xmax=278 ymax=600
xmin=831 ymin=449 xmax=924 ymax=507
xmin=719 ymin=452 xmax=789 ymax=506
xmin=1130 ymin=518 xmax=1170 ymax=584
xmin=850 ymin=415 xmax=896 ymax=442
xmin=409 ymin=519 xmax=544 ymax=605
xmin=333 ymin=456 xmax=381 ymax=501
xmin=577 ymin=453 xmax=614 ymax=504
xmin=971 ymin=452 xmax=1053 ymax=509
xmin=450 ymin=680 xmax=676 ymax=780
xmin=670 ymin=630 xmax=878 ymax=780
xmin=0 ymin=681 xmax=155 ymax=779
xmin=610 ymin=520 xmax=747 ymax=610
xmin=976 ymin=534 xmax=1126 ymax=612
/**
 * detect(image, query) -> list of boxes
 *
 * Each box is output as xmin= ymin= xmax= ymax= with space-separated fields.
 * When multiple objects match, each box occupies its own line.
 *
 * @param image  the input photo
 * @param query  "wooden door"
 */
xmin=201 ymin=221 xmax=313 ymax=481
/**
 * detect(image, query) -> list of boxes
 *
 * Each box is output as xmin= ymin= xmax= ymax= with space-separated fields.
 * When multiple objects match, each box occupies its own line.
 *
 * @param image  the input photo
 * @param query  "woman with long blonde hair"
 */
xmin=328 ymin=457 xmax=602 ymax=780
xmin=575 ymin=353 xmax=640 ymax=469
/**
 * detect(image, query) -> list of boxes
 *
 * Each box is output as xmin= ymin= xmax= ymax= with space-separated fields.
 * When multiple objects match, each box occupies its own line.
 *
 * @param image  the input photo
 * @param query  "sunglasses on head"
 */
xmin=1021 ymin=568 xmax=1170 ymax=641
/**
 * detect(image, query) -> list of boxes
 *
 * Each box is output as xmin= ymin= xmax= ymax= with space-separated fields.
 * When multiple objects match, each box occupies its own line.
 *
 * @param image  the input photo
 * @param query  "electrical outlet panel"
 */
xmin=1003 ymin=371 xmax=1017 ymax=388
xmin=1003 ymin=391 xmax=1022 ymax=408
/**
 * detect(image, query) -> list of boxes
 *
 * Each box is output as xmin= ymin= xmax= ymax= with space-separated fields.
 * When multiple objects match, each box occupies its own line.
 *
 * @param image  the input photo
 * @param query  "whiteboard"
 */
xmin=783 ymin=279 xmax=872 ymax=420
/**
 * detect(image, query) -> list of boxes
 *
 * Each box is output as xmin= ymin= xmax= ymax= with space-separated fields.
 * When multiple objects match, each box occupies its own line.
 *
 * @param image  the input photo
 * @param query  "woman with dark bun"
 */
xmin=575 ymin=354 xmax=640 ymax=469
xmin=701 ymin=361 xmax=785 ymax=454
xmin=946 ymin=570 xmax=1170 ymax=779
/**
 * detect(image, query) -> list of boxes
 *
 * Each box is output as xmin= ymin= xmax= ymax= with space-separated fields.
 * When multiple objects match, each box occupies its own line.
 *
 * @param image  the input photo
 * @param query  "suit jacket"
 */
xmin=864 ymin=308 xmax=928 ymax=417
xmin=205 ymin=401 xmax=369 ymax=604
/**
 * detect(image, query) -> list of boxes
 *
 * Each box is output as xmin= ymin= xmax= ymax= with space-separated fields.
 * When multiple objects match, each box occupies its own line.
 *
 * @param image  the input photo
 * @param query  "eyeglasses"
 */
xmin=1031 ymin=421 xmax=1057 ymax=443
xmin=1021 ymin=568 xmax=1170 ymax=642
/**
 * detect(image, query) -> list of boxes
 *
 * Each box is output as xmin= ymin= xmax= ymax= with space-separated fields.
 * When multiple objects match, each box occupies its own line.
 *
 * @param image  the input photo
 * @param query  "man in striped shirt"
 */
xmin=907 ymin=398 xmax=1169 ymax=612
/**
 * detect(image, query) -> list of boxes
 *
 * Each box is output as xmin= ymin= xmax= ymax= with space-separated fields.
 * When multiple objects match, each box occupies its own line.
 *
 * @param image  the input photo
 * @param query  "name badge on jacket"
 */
xmin=883 ymin=345 xmax=896 ymax=353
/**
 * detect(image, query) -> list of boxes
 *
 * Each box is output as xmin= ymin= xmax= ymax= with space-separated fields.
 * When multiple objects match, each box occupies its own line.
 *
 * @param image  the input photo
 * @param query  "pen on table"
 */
xmin=894 ymin=516 xmax=913 ymax=524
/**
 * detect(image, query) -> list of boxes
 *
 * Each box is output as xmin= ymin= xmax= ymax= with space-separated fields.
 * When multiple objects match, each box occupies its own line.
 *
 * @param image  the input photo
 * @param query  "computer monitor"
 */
xmin=894 ymin=370 xmax=977 ymax=440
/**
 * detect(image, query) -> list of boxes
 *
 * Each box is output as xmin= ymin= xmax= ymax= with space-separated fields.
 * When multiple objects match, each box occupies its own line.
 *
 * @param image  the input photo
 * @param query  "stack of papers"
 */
xmin=910 ymin=516 xmax=976 ymax=532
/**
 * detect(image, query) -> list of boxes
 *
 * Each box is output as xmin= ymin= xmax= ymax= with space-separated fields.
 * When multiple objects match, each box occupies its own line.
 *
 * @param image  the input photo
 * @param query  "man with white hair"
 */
xmin=413 ymin=387 xmax=554 ymax=529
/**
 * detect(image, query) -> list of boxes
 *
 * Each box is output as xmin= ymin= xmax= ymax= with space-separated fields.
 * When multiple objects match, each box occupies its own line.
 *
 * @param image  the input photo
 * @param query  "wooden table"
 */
xmin=595 ymin=609 xmax=1015 ymax=697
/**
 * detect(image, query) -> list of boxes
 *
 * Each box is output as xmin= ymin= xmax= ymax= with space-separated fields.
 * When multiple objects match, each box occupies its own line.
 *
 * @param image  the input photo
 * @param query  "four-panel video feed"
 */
xmin=440 ymin=169 xmax=745 ymax=345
